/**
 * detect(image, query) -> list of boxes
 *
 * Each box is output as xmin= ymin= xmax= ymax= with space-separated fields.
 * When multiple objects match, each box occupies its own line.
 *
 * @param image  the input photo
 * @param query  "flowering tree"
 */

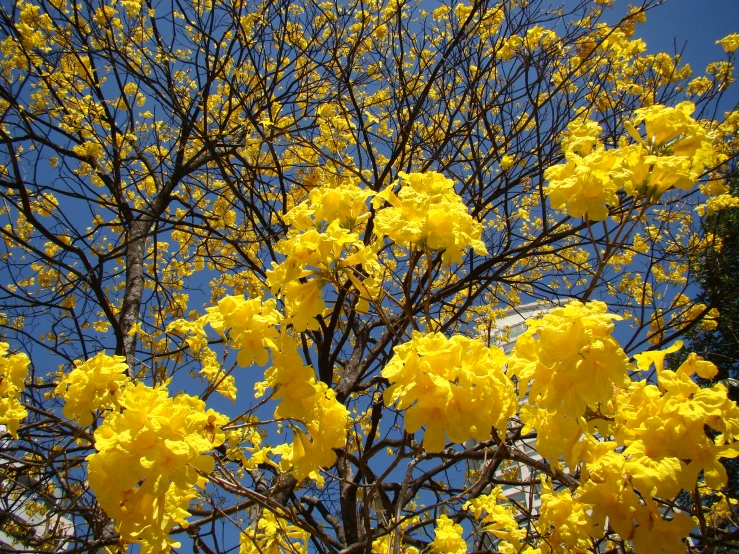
xmin=1 ymin=0 xmax=738 ymax=552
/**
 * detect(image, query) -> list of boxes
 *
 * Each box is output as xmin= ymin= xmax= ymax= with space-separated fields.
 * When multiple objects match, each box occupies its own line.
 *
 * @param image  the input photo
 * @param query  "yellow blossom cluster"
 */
xmin=502 ymin=302 xmax=739 ymax=552
xmin=372 ymin=171 xmax=488 ymax=264
xmin=87 ymin=383 xmax=228 ymax=553
xmin=463 ymin=487 xmax=527 ymax=553
xmin=239 ymin=511 xmax=310 ymax=554
xmin=268 ymin=181 xmax=381 ymax=330
xmin=697 ymin=191 xmax=739 ymax=216
xmin=286 ymin=181 xmax=374 ymax=231
xmin=623 ymin=348 xmax=739 ymax=492
xmin=370 ymin=516 xmax=420 ymax=554
xmin=545 ymin=102 xmax=718 ymax=220
xmin=275 ymin=380 xmax=350 ymax=485
xmin=538 ymin=477 xmax=595 ymax=552
xmin=670 ymin=296 xmax=721 ymax=332
xmin=54 ymin=352 xmax=128 ymax=426
xmin=267 ymin=171 xmax=485 ymax=332
xmin=170 ymin=299 xmax=349 ymax=485
xmin=205 ymin=295 xmax=281 ymax=367
xmin=254 ymin=333 xmax=349 ymax=485
xmin=382 ymin=333 xmax=517 ymax=452
xmin=509 ymin=300 xmax=630 ymax=434
xmin=0 ymin=342 xmax=29 ymax=438
xmin=166 ymin=315 xmax=238 ymax=400
xmin=167 ymin=296 xmax=282 ymax=401
xmin=717 ymin=33 xmax=739 ymax=53
xmin=429 ymin=514 xmax=467 ymax=554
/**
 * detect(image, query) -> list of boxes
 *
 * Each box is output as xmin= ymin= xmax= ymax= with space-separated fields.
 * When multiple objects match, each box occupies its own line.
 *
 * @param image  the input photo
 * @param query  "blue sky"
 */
xmin=635 ymin=0 xmax=738 ymax=71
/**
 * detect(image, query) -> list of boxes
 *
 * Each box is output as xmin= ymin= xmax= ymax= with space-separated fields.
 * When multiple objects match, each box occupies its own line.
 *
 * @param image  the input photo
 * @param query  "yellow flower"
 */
xmin=55 ymin=352 xmax=129 ymax=426
xmin=577 ymin=451 xmax=641 ymax=539
xmin=239 ymin=511 xmax=310 ymax=554
xmin=373 ymin=171 xmax=487 ymax=264
xmin=544 ymin=149 xmax=621 ymax=221
xmin=87 ymin=383 xmax=227 ymax=552
xmin=500 ymin=154 xmax=515 ymax=170
xmin=464 ymin=488 xmax=526 ymax=550
xmin=254 ymin=333 xmax=349 ymax=483
xmin=430 ymin=514 xmax=467 ymax=554
xmin=270 ymin=179 xmax=381 ymax=330
xmin=206 ymin=295 xmax=280 ymax=366
xmin=0 ymin=342 xmax=30 ymax=438
xmin=631 ymin=502 xmax=694 ymax=554
xmin=509 ymin=301 xmax=630 ymax=418
xmin=633 ymin=340 xmax=683 ymax=375
xmin=285 ymin=181 xmax=373 ymax=231
xmin=277 ymin=381 xmax=349 ymax=482
xmin=538 ymin=477 xmax=595 ymax=550
xmin=382 ymin=333 xmax=516 ymax=451
xmin=622 ymin=440 xmax=684 ymax=498
xmin=716 ymin=33 xmax=739 ymax=53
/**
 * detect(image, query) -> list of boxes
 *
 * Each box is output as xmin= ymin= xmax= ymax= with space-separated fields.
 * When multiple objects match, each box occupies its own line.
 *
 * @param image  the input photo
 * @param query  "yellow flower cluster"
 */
xmin=382 ymin=333 xmax=516 ymax=452
xmin=463 ymin=487 xmax=526 ymax=552
xmin=205 ymin=295 xmax=281 ymax=366
xmin=54 ymin=352 xmax=128 ymax=426
xmin=167 ymin=296 xmax=282 ymax=401
xmin=620 ymin=352 xmax=739 ymax=494
xmin=166 ymin=315 xmax=238 ymax=401
xmin=717 ymin=33 xmax=739 ymax=53
xmin=545 ymin=102 xmax=717 ymax=220
xmin=285 ymin=181 xmax=374 ymax=230
xmin=509 ymin=301 xmax=630 ymax=460
xmin=239 ymin=511 xmax=309 ymax=554
xmin=370 ymin=516 xmax=420 ymax=554
xmin=268 ymin=182 xmax=381 ymax=330
xmin=265 ymin=172 xmax=484 ymax=331
xmin=0 ymin=342 xmax=29 ymax=438
xmin=254 ymin=333 xmax=349 ymax=485
xmin=505 ymin=301 xmax=739 ymax=551
xmin=429 ymin=514 xmax=466 ymax=554
xmin=372 ymin=171 xmax=488 ymax=264
xmin=87 ymin=383 xmax=228 ymax=553
xmin=538 ymin=477 xmax=594 ymax=552
xmin=697 ymin=191 xmax=739 ymax=216
xmin=277 ymin=381 xmax=348 ymax=484
xmin=170 ymin=296 xmax=349 ymax=485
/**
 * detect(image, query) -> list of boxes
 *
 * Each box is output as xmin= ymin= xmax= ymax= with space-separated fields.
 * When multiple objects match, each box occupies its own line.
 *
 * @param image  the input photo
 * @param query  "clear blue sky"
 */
xmin=637 ymin=0 xmax=739 ymax=71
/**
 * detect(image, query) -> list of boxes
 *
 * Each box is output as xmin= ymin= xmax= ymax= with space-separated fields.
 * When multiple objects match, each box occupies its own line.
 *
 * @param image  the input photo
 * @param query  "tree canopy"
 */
xmin=0 ymin=0 xmax=738 ymax=552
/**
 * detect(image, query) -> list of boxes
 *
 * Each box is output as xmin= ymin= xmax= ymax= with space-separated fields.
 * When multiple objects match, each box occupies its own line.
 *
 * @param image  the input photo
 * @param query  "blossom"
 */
xmin=544 ymin=148 xmax=621 ymax=221
xmin=464 ymin=488 xmax=527 ymax=550
xmin=430 ymin=515 xmax=467 ymax=554
xmin=382 ymin=333 xmax=516 ymax=451
xmin=546 ymin=102 xmax=718 ymax=217
xmin=373 ymin=171 xmax=487 ymax=264
xmin=239 ymin=511 xmax=310 ymax=554
xmin=0 ymin=342 xmax=29 ymax=438
xmin=255 ymin=333 xmax=349 ymax=483
xmin=205 ymin=295 xmax=281 ymax=366
xmin=716 ymin=33 xmax=739 ymax=53
xmin=55 ymin=352 xmax=129 ymax=426
xmin=631 ymin=502 xmax=695 ymax=554
xmin=87 ymin=383 xmax=227 ymax=552
xmin=268 ymin=218 xmax=380 ymax=331
xmin=508 ymin=300 xmax=630 ymax=419
xmin=538 ymin=477 xmax=596 ymax=550
xmin=500 ymin=154 xmax=515 ymax=170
